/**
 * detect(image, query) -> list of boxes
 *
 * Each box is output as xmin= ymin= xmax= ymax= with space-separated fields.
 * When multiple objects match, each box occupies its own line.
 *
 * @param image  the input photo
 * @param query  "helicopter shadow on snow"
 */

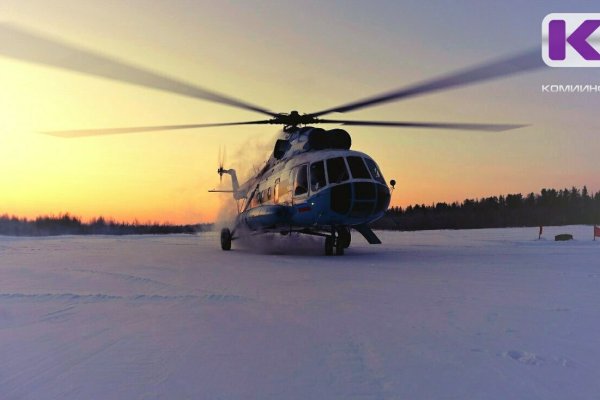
xmin=229 ymin=232 xmax=392 ymax=259
xmin=231 ymin=233 xmax=478 ymax=265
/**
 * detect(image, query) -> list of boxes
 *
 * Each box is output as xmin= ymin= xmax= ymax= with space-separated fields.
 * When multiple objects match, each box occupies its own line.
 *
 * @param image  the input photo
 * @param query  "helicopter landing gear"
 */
xmin=335 ymin=237 xmax=345 ymax=256
xmin=325 ymin=236 xmax=334 ymax=256
xmin=325 ymin=228 xmax=346 ymax=256
xmin=337 ymin=227 xmax=351 ymax=249
xmin=220 ymin=228 xmax=232 ymax=251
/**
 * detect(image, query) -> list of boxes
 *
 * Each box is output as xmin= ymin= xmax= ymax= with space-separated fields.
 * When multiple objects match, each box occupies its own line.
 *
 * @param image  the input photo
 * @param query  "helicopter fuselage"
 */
xmin=220 ymin=127 xmax=392 ymax=248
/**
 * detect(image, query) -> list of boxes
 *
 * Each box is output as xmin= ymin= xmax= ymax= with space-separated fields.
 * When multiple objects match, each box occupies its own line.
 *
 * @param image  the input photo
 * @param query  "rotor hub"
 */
xmin=271 ymin=111 xmax=318 ymax=127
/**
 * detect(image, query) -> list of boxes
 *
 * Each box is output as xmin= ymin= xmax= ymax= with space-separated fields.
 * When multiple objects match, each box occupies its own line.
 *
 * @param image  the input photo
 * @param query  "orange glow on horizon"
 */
xmin=1 ymin=3 xmax=599 ymax=224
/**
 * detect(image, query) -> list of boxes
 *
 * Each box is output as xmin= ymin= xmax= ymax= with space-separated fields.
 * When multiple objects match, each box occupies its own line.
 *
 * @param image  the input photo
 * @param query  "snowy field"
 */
xmin=0 ymin=226 xmax=599 ymax=400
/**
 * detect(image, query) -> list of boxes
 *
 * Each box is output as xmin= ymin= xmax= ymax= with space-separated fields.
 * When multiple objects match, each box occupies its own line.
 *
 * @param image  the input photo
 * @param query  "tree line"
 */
xmin=2 ymin=186 xmax=599 ymax=235
xmin=0 ymin=214 xmax=212 ymax=236
xmin=371 ymin=186 xmax=600 ymax=231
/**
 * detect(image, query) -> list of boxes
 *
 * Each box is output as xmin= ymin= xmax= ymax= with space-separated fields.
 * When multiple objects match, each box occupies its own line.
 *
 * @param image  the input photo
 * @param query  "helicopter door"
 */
xmin=292 ymin=164 xmax=309 ymax=204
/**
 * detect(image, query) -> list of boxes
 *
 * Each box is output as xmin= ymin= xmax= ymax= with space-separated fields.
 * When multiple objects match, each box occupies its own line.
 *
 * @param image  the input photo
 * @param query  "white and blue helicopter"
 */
xmin=210 ymin=122 xmax=393 ymax=255
xmin=0 ymin=24 xmax=542 ymax=255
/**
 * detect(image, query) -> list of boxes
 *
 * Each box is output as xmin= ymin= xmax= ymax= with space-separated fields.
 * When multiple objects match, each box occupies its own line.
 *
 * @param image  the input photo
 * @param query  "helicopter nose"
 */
xmin=330 ymin=182 xmax=390 ymax=218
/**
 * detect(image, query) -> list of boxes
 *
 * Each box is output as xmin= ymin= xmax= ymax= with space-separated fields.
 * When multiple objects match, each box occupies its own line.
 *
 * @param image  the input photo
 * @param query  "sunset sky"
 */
xmin=1 ymin=0 xmax=599 ymax=224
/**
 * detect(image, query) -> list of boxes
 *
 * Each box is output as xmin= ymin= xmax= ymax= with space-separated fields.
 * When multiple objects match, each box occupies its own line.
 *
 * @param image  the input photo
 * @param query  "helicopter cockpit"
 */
xmin=292 ymin=152 xmax=390 ymax=219
xmin=294 ymin=154 xmax=386 ymax=193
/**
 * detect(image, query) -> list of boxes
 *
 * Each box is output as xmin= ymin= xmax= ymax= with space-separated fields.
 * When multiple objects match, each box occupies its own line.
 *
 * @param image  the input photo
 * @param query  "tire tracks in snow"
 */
xmin=0 ymin=292 xmax=249 ymax=304
xmin=68 ymin=268 xmax=172 ymax=289
xmin=62 ymin=269 xmax=250 ymax=303
xmin=0 ymin=293 xmax=198 ymax=302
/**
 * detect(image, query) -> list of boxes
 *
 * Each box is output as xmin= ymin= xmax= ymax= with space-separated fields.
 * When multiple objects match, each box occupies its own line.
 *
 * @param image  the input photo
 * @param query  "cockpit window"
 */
xmin=347 ymin=156 xmax=371 ymax=179
xmin=326 ymin=157 xmax=349 ymax=184
xmin=364 ymin=158 xmax=385 ymax=184
xmin=294 ymin=165 xmax=308 ymax=196
xmin=310 ymin=161 xmax=326 ymax=192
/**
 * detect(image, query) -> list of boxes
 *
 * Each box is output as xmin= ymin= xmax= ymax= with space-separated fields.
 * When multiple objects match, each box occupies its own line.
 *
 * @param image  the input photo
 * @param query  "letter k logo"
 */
xmin=549 ymin=19 xmax=600 ymax=61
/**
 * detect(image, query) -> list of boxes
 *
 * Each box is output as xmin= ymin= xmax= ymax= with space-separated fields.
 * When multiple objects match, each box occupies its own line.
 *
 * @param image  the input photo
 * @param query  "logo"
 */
xmin=542 ymin=13 xmax=600 ymax=67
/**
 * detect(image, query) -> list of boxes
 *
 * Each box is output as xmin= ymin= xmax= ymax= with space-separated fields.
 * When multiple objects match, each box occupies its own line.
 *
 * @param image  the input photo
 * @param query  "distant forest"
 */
xmin=371 ymin=186 xmax=600 ymax=231
xmin=2 ymin=186 xmax=599 ymax=236
xmin=0 ymin=214 xmax=212 ymax=236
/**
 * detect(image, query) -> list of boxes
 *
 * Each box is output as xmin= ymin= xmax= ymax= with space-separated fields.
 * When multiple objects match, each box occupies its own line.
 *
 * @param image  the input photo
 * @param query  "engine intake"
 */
xmin=308 ymin=128 xmax=351 ymax=150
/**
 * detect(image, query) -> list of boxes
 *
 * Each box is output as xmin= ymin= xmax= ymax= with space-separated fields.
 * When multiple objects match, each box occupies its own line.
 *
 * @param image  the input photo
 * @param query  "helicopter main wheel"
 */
xmin=334 ymin=236 xmax=345 ymax=256
xmin=220 ymin=228 xmax=232 ymax=251
xmin=337 ymin=227 xmax=351 ymax=249
xmin=324 ymin=236 xmax=334 ymax=256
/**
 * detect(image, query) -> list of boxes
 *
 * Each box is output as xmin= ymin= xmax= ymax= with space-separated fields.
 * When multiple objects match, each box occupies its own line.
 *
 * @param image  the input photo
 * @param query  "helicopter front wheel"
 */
xmin=324 ymin=236 xmax=334 ymax=256
xmin=325 ymin=232 xmax=345 ymax=256
xmin=337 ymin=227 xmax=351 ymax=249
xmin=335 ymin=238 xmax=345 ymax=256
xmin=220 ymin=228 xmax=232 ymax=251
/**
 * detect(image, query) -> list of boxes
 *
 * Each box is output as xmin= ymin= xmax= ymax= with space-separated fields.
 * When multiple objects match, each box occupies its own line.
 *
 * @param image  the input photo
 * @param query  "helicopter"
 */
xmin=0 ymin=24 xmax=542 ymax=255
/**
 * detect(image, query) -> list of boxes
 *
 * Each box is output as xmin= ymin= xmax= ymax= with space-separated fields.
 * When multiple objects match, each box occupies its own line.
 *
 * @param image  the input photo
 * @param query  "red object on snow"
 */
xmin=595 ymin=225 xmax=600 ymax=239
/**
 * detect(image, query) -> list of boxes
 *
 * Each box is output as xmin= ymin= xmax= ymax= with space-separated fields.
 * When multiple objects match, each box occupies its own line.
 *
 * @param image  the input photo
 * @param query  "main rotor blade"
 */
xmin=0 ymin=23 xmax=277 ymax=117
xmin=317 ymin=119 xmax=527 ymax=132
xmin=310 ymin=48 xmax=541 ymax=117
xmin=44 ymin=120 xmax=272 ymax=138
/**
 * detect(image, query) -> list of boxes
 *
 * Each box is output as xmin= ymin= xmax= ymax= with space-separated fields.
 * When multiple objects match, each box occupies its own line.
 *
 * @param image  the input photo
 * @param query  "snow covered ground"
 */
xmin=0 ymin=226 xmax=599 ymax=400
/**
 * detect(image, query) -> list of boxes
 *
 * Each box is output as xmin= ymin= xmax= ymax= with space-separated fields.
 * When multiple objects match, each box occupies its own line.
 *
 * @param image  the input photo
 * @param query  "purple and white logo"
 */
xmin=543 ymin=13 xmax=600 ymax=67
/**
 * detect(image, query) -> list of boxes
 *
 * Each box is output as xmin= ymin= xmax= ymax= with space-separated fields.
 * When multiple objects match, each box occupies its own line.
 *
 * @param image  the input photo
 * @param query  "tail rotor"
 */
xmin=217 ymin=145 xmax=227 ymax=183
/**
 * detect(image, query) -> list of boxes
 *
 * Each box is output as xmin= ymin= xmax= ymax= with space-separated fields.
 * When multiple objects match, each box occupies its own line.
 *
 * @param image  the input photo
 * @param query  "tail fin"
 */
xmin=218 ymin=168 xmax=243 ymax=200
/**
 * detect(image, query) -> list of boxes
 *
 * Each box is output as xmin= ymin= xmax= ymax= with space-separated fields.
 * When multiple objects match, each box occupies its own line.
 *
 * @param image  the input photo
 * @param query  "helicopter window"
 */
xmin=347 ymin=156 xmax=370 ymax=179
xmin=310 ymin=161 xmax=326 ymax=192
xmin=326 ymin=157 xmax=349 ymax=184
xmin=294 ymin=165 xmax=308 ymax=196
xmin=267 ymin=187 xmax=272 ymax=200
xmin=365 ymin=158 xmax=385 ymax=184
